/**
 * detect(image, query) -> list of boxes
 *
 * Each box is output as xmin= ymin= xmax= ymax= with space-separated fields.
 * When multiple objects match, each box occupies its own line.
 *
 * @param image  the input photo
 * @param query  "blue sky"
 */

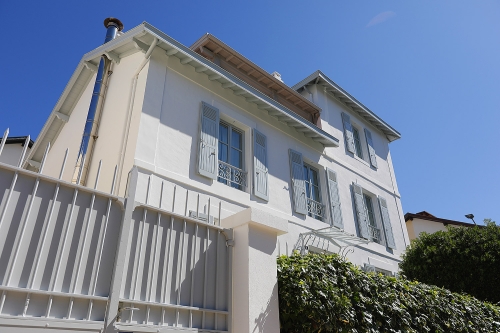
xmin=1 ymin=1 xmax=498 ymax=224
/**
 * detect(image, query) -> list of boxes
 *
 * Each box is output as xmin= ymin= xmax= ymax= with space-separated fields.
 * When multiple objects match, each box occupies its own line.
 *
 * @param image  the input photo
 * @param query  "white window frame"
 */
xmin=217 ymin=120 xmax=247 ymax=191
xmin=303 ymin=162 xmax=325 ymax=222
xmin=360 ymin=191 xmax=385 ymax=245
xmin=350 ymin=122 xmax=371 ymax=167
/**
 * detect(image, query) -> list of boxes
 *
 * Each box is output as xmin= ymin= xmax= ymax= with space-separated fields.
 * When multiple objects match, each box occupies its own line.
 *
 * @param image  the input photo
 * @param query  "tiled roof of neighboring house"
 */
xmin=0 ymin=136 xmax=34 ymax=148
xmin=404 ymin=211 xmax=483 ymax=228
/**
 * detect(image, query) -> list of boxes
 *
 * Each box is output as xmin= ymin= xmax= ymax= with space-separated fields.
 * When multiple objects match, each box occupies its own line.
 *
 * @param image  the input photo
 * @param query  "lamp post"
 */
xmin=465 ymin=214 xmax=476 ymax=225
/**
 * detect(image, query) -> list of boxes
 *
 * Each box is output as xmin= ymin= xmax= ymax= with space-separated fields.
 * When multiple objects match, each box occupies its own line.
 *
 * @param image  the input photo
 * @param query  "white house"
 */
xmin=0 ymin=135 xmax=33 ymax=167
xmin=0 ymin=18 xmax=409 ymax=333
xmin=405 ymin=211 xmax=479 ymax=241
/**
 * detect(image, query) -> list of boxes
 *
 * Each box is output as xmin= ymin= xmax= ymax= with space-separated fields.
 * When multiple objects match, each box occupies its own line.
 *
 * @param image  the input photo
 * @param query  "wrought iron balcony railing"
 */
xmin=368 ymin=224 xmax=381 ymax=242
xmin=218 ymin=161 xmax=247 ymax=188
xmin=307 ymin=198 xmax=326 ymax=219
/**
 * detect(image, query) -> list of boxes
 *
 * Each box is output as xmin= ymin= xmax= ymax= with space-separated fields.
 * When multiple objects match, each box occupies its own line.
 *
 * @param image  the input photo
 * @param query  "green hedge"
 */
xmin=400 ymin=224 xmax=500 ymax=303
xmin=277 ymin=253 xmax=500 ymax=332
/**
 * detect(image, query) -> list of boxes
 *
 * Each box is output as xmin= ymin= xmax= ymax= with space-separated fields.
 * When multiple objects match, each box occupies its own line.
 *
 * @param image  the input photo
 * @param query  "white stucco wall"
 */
xmin=132 ymin=48 xmax=408 ymax=271
xmin=0 ymin=144 xmax=29 ymax=166
xmin=406 ymin=218 xmax=460 ymax=241
xmin=85 ymin=52 xmax=150 ymax=196
xmin=42 ymin=51 xmax=149 ymax=196
xmin=42 ymin=76 xmax=95 ymax=182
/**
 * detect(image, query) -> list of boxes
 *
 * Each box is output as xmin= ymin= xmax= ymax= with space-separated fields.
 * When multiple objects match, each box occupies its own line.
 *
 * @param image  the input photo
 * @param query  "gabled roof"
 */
xmin=404 ymin=212 xmax=482 ymax=228
xmin=190 ymin=34 xmax=321 ymax=124
xmin=26 ymin=22 xmax=339 ymax=168
xmin=293 ymin=70 xmax=401 ymax=142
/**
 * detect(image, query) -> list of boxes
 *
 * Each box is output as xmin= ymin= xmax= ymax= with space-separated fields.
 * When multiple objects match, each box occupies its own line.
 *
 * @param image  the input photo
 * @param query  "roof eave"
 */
xmin=292 ymin=70 xmax=401 ymax=142
xmin=27 ymin=23 xmax=340 ymax=167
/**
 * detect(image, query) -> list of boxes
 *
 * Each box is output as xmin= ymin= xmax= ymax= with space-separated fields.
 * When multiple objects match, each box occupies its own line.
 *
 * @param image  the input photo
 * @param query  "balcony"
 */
xmin=307 ymin=198 xmax=326 ymax=220
xmin=368 ymin=224 xmax=381 ymax=242
xmin=218 ymin=161 xmax=247 ymax=188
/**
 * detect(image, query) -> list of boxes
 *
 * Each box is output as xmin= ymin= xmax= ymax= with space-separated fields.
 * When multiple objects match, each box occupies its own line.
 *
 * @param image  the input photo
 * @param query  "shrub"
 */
xmin=400 ymin=224 xmax=500 ymax=303
xmin=277 ymin=252 xmax=500 ymax=333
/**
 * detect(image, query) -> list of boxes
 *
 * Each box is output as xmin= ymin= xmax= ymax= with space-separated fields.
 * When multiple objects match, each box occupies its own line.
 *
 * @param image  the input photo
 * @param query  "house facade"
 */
xmin=0 ymin=135 xmax=33 ymax=167
xmin=0 ymin=19 xmax=409 ymax=333
xmin=405 ymin=211 xmax=479 ymax=241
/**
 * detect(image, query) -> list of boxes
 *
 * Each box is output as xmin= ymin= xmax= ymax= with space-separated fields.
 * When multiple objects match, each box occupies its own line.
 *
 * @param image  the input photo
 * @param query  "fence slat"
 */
xmin=0 ymin=128 xmax=10 ymax=157
xmin=50 ymin=187 xmax=79 ymax=292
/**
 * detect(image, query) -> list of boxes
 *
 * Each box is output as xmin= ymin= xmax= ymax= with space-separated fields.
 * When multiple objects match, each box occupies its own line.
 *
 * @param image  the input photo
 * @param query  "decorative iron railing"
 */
xmin=368 ymin=225 xmax=381 ymax=242
xmin=307 ymin=198 xmax=326 ymax=219
xmin=218 ymin=161 xmax=247 ymax=188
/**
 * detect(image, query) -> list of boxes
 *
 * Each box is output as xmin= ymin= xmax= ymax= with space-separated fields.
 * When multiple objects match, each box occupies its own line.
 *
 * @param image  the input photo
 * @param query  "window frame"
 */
xmin=352 ymin=125 xmax=364 ymax=159
xmin=361 ymin=192 xmax=384 ymax=244
xmin=303 ymin=162 xmax=324 ymax=221
xmin=218 ymin=120 xmax=246 ymax=191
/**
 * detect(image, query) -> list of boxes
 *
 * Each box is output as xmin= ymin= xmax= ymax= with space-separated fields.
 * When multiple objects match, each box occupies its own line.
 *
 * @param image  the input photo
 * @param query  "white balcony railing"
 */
xmin=218 ymin=161 xmax=247 ymax=188
xmin=307 ymin=198 xmax=326 ymax=219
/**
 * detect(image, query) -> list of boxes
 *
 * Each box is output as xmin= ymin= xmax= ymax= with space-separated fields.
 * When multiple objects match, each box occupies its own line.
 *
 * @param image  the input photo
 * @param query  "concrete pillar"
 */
xmin=222 ymin=208 xmax=288 ymax=333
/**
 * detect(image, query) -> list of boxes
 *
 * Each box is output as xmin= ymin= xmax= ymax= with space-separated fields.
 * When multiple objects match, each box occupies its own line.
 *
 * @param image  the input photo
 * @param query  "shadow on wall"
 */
xmin=252 ymin=282 xmax=279 ymax=333
xmin=121 ymin=207 xmax=229 ymax=330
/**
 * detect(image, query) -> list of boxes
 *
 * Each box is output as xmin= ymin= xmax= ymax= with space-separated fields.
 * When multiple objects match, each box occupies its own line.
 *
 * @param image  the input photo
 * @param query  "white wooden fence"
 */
xmin=0 ymin=130 xmax=233 ymax=333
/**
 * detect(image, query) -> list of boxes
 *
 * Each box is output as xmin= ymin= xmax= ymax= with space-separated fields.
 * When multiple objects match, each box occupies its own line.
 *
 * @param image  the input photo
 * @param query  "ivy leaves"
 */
xmin=277 ymin=253 xmax=500 ymax=333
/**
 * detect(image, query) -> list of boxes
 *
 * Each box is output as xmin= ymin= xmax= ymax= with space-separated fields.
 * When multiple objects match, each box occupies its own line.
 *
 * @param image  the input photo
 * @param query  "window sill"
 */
xmin=353 ymin=154 xmax=371 ymax=167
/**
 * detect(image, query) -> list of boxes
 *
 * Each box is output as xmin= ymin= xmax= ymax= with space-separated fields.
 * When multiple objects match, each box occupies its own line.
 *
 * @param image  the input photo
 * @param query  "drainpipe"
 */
xmin=115 ymin=36 xmax=158 ymax=195
xmin=72 ymin=17 xmax=124 ymax=185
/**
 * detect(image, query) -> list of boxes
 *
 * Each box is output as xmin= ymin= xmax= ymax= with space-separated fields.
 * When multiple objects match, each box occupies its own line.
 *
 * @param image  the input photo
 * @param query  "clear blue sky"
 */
xmin=1 ymin=1 xmax=498 ymax=224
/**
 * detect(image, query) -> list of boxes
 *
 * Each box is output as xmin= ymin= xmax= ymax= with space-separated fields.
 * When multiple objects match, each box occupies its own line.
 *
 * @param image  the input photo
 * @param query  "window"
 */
xmin=352 ymin=127 xmax=364 ymax=159
xmin=341 ymin=112 xmax=378 ymax=168
xmin=363 ymin=194 xmax=380 ymax=242
xmin=289 ymin=149 xmax=326 ymax=220
xmin=364 ymin=264 xmax=393 ymax=276
xmin=352 ymin=183 xmax=396 ymax=249
xmin=218 ymin=122 xmax=245 ymax=190
xmin=303 ymin=163 xmax=323 ymax=221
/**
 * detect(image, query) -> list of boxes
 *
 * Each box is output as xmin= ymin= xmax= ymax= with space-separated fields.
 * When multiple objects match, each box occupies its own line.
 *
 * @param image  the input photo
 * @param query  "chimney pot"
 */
xmin=271 ymin=71 xmax=283 ymax=82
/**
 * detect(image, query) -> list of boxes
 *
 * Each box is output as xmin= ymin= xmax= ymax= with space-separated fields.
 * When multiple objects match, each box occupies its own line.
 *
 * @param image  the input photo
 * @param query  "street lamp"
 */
xmin=465 ymin=214 xmax=476 ymax=225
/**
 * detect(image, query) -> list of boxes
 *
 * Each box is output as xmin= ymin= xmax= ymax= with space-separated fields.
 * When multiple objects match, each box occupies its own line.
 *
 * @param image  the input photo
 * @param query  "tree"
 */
xmin=400 ymin=224 xmax=500 ymax=303
xmin=484 ymin=218 xmax=496 ymax=226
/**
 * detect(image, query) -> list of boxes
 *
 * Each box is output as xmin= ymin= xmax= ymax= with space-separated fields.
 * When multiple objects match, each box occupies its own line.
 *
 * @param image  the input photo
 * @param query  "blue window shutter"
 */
xmin=378 ymin=196 xmax=396 ymax=249
xmin=253 ymin=129 xmax=269 ymax=201
xmin=352 ymin=183 xmax=370 ymax=239
xmin=364 ymin=129 xmax=378 ymax=168
xmin=289 ymin=149 xmax=307 ymax=215
xmin=341 ymin=112 xmax=356 ymax=154
xmin=326 ymin=168 xmax=343 ymax=229
xmin=197 ymin=102 xmax=219 ymax=179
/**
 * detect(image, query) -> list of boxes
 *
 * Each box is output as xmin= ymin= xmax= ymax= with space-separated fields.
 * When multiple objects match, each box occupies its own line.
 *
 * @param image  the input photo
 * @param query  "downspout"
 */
xmin=72 ymin=17 xmax=124 ymax=185
xmin=115 ymin=37 xmax=159 ymax=195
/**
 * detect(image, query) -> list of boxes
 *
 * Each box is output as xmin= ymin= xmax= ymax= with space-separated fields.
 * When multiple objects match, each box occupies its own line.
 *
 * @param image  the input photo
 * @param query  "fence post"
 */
xmin=104 ymin=166 xmax=139 ymax=333
xmin=222 ymin=207 xmax=288 ymax=333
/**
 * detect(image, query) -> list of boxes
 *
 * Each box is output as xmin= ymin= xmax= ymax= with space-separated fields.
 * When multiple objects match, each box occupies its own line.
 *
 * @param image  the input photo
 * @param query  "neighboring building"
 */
xmin=0 ymin=19 xmax=409 ymax=333
xmin=0 ymin=136 xmax=33 ymax=166
xmin=405 ymin=211 xmax=479 ymax=241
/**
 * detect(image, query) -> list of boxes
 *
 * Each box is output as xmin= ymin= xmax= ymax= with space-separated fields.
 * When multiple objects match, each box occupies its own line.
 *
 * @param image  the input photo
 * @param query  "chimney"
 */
xmin=72 ymin=17 xmax=123 ymax=185
xmin=271 ymin=71 xmax=283 ymax=82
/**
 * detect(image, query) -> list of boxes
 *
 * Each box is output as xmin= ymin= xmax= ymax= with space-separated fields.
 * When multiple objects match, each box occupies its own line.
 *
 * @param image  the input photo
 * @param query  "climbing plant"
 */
xmin=277 ymin=252 xmax=500 ymax=333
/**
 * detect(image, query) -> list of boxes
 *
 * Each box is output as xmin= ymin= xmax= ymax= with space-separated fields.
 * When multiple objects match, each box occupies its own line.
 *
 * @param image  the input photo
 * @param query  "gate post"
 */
xmin=104 ymin=166 xmax=139 ymax=333
xmin=222 ymin=208 xmax=288 ymax=333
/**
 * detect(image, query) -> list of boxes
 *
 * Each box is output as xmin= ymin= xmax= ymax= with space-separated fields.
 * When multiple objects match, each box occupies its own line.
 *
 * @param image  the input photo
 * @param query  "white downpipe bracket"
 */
xmin=116 ymin=37 xmax=158 ymax=195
